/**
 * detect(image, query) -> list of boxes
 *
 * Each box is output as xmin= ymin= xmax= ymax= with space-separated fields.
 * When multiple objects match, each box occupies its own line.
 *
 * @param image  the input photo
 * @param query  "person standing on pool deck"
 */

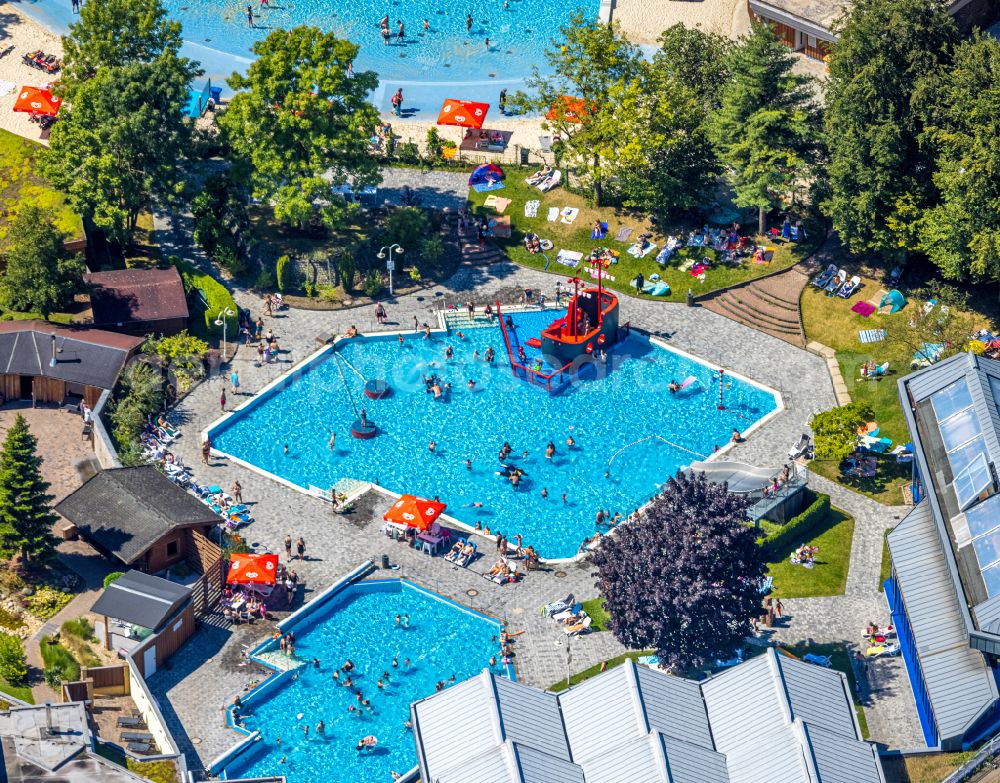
xmin=499 ymin=88 xmax=507 ymax=114
xmin=220 ymin=388 xmax=226 ymax=412
xmin=284 ymin=534 xmax=293 ymax=561
xmin=231 ymin=369 xmax=240 ymax=395
xmin=296 ymin=537 xmax=306 ymax=560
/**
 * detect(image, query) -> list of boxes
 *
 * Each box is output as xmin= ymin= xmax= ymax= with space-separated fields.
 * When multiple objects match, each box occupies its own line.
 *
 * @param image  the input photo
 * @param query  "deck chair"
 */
xmin=552 ymin=603 xmax=584 ymax=622
xmin=837 ymin=275 xmax=862 ymax=299
xmin=538 ymin=169 xmax=562 ymax=192
xmin=788 ymin=434 xmax=811 ymax=460
xmin=564 ymin=616 xmax=592 ymax=636
xmin=543 ymin=593 xmax=575 ymax=617
xmin=803 ymin=653 xmax=832 ymax=667
xmin=812 ymin=264 xmax=836 ymax=289
xmin=127 ymin=742 xmax=151 ymax=754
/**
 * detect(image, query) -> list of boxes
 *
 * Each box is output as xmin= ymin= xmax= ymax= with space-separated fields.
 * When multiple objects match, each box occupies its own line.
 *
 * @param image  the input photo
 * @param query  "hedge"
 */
xmin=760 ymin=491 xmax=831 ymax=559
xmin=174 ymin=259 xmax=238 ymax=337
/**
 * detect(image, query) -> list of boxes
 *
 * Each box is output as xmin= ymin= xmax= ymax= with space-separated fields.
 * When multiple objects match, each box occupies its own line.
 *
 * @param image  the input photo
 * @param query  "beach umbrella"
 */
xmin=437 ymin=98 xmax=489 ymax=129
xmin=227 ymin=552 xmax=279 ymax=585
xmin=13 ymin=86 xmax=61 ymax=116
xmin=384 ymin=494 xmax=446 ymax=531
xmin=546 ymin=95 xmax=588 ymax=123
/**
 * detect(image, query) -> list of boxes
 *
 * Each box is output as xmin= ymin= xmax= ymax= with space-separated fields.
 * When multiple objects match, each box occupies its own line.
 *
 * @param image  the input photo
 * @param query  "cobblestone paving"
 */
xmin=149 ymin=198 xmax=922 ymax=767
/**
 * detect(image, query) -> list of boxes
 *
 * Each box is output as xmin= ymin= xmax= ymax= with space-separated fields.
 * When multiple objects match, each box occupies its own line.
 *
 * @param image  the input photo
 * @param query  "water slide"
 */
xmin=684 ymin=461 xmax=783 ymax=494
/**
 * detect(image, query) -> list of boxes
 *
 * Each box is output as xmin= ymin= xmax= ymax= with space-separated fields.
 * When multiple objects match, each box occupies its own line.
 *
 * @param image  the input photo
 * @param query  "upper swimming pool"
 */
xmin=210 ymin=310 xmax=780 ymax=559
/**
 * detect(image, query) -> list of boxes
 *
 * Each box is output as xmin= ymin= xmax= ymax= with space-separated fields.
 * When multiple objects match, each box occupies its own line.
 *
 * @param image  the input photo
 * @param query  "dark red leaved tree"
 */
xmin=589 ymin=471 xmax=764 ymax=670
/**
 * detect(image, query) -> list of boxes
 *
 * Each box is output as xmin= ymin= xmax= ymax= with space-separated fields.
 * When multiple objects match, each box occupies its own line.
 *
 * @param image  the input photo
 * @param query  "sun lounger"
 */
xmin=121 ymin=731 xmax=154 ymax=742
xmin=552 ymin=603 xmax=583 ymax=622
xmin=117 ymin=716 xmax=144 ymax=728
xmin=788 ymin=434 xmax=811 ymax=460
xmin=803 ymin=653 xmax=832 ymax=667
xmin=127 ymin=742 xmax=151 ymax=754
xmin=812 ymin=264 xmax=837 ymax=289
xmin=758 ymin=575 xmax=774 ymax=594
xmin=564 ymin=616 xmax=592 ymax=636
xmin=837 ymin=275 xmax=862 ymax=299
xmin=824 ymin=269 xmax=847 ymax=294
xmin=538 ymin=169 xmax=562 ymax=192
xmin=543 ymin=593 xmax=575 ymax=617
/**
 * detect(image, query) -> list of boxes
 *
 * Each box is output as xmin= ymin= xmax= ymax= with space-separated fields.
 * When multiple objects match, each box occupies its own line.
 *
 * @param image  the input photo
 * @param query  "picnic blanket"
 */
xmin=473 ymin=181 xmax=505 ymax=193
xmin=547 ymin=207 xmax=559 ymax=222
xmin=490 ymin=216 xmax=511 ymax=238
xmin=560 ymin=207 xmax=580 ymax=225
xmin=627 ymin=242 xmax=657 ymax=258
xmin=555 ymin=249 xmax=583 ymax=267
xmin=524 ymin=200 xmax=540 ymax=218
xmin=859 ymin=329 xmax=887 ymax=344
xmin=493 ymin=197 xmax=512 ymax=214
xmin=851 ymin=301 xmax=876 ymax=318
xmin=614 ymin=227 xmax=633 ymax=243
xmin=690 ymin=264 xmax=709 ymax=276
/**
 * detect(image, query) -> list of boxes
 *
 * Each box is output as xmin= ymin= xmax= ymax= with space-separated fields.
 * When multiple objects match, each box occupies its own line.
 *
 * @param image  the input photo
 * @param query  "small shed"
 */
xmin=55 ymin=466 xmax=221 ymax=574
xmin=91 ymin=570 xmax=194 ymax=678
xmin=84 ymin=267 xmax=190 ymax=336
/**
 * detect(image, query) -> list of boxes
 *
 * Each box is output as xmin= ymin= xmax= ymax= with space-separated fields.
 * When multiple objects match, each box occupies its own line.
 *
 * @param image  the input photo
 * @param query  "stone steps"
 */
xmin=702 ymin=266 xmax=808 ymax=346
xmin=460 ymin=243 xmax=505 ymax=266
xmin=713 ymin=292 xmax=800 ymax=333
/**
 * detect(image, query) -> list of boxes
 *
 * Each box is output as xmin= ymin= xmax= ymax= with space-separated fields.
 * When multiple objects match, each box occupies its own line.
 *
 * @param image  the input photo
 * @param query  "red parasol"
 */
xmin=437 ymin=98 xmax=489 ymax=129
xmin=384 ymin=494 xmax=446 ymax=531
xmin=13 ymin=87 xmax=61 ymax=116
xmin=546 ymin=95 xmax=588 ymax=123
xmin=227 ymin=552 xmax=279 ymax=585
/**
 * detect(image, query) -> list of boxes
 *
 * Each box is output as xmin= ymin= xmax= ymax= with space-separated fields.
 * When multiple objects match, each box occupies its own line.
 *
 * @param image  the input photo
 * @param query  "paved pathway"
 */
xmin=148 ymin=195 xmax=922 ymax=766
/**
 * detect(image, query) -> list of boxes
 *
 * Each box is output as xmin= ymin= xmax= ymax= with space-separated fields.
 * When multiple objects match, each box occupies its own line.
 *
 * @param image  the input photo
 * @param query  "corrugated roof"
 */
xmin=85 ymin=267 xmax=189 ymax=326
xmin=412 ymin=653 xmax=883 ymax=783
xmin=888 ymin=501 xmax=997 ymax=741
xmin=804 ymin=723 xmax=885 ymax=783
xmin=56 ymin=467 xmax=220 ymax=564
xmin=0 ymin=321 xmax=142 ymax=390
xmin=90 ymin=569 xmax=191 ymax=630
xmin=973 ymin=595 xmax=1000 ymax=634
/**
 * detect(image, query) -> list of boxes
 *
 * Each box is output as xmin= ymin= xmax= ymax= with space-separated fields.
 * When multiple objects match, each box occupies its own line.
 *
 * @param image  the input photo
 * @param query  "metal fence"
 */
xmin=941 ymin=735 xmax=1000 ymax=783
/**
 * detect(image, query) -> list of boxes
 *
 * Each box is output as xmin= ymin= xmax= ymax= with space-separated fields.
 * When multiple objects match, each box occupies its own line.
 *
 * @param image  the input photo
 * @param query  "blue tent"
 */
xmin=468 ymin=163 xmax=504 ymax=186
xmin=879 ymin=289 xmax=907 ymax=314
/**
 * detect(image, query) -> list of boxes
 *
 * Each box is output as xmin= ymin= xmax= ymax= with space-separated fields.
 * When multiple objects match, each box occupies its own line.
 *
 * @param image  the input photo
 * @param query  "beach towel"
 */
xmin=473 ymin=181 xmax=505 ymax=193
xmin=493 ymin=197 xmax=512 ymax=214
xmin=490 ymin=216 xmax=511 ymax=238
xmin=560 ymin=207 xmax=580 ymax=225
xmin=547 ymin=207 xmax=559 ymax=222
xmin=524 ymin=200 xmax=540 ymax=218
xmin=627 ymin=242 xmax=657 ymax=258
xmin=614 ymin=227 xmax=633 ymax=243
xmin=851 ymin=301 xmax=876 ymax=318
xmin=484 ymin=195 xmax=498 ymax=207
xmin=690 ymin=264 xmax=708 ymax=276
xmin=555 ymin=249 xmax=583 ymax=267
xmin=859 ymin=329 xmax=887 ymax=344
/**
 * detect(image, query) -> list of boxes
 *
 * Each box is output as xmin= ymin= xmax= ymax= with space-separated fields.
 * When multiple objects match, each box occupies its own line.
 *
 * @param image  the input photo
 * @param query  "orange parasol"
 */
xmin=546 ymin=95 xmax=588 ymax=123
xmin=437 ymin=98 xmax=489 ymax=129
xmin=13 ymin=87 xmax=61 ymax=116
xmin=384 ymin=494 xmax=446 ymax=531
xmin=227 ymin=552 xmax=279 ymax=585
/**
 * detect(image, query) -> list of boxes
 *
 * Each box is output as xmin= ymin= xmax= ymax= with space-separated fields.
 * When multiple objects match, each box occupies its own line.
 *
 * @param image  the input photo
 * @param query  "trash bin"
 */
xmin=210 ymin=86 xmax=223 ymax=104
xmin=381 ymin=554 xmax=390 ymax=570
xmin=686 ymin=289 xmax=695 ymax=308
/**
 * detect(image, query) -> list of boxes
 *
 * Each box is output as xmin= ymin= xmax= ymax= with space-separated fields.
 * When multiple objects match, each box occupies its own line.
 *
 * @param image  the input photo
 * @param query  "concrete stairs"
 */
xmin=701 ymin=266 xmax=809 ymax=346
xmin=460 ymin=242 xmax=505 ymax=266
xmin=442 ymin=311 xmax=494 ymax=331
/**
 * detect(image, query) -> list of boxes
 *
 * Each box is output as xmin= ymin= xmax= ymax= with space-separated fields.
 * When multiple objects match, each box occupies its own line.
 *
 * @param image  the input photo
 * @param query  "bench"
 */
xmin=121 ymin=731 xmax=154 ymax=742
xmin=116 ymin=716 xmax=144 ymax=728
xmin=127 ymin=741 xmax=151 ymax=754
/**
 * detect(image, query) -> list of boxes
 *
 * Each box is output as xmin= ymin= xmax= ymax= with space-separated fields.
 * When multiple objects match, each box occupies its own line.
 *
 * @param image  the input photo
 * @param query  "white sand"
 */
xmin=0 ymin=4 xmax=64 ymax=144
xmin=386 ymin=115 xmax=548 ymax=158
xmin=613 ymin=0 xmax=751 ymax=43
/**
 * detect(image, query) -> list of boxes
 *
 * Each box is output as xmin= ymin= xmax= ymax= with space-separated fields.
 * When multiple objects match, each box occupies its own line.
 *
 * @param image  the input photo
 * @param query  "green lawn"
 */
xmin=765 ymin=505 xmax=855 ymax=598
xmin=467 ymin=170 xmax=822 ymax=304
xmin=0 ymin=678 xmax=34 ymax=703
xmin=549 ymin=650 xmax=654 ymax=692
xmin=39 ymin=636 xmax=81 ymax=681
xmin=781 ymin=643 xmax=869 ymax=738
xmin=0 ymin=129 xmax=83 ymax=242
xmin=581 ymin=597 xmax=610 ymax=631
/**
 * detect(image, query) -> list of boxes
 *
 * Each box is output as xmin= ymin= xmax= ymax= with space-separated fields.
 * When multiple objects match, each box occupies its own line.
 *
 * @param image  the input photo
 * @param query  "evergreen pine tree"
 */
xmin=711 ymin=22 xmax=822 ymax=234
xmin=0 ymin=415 xmax=59 ymax=568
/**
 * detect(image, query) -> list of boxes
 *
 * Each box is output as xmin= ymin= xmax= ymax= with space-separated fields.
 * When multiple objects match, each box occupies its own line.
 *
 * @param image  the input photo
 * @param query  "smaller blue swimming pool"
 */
xmin=220 ymin=579 xmax=507 ymax=783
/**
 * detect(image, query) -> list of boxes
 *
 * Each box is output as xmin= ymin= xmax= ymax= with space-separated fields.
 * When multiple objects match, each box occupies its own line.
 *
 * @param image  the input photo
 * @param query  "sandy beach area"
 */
xmin=614 ymin=0 xmax=751 ymax=43
xmin=0 ymin=3 xmax=63 ymax=144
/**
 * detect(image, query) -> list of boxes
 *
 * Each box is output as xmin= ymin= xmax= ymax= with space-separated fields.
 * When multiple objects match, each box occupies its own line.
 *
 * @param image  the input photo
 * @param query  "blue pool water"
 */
xmin=212 ymin=311 xmax=779 ymax=559
xmin=223 ymin=579 xmax=505 ymax=783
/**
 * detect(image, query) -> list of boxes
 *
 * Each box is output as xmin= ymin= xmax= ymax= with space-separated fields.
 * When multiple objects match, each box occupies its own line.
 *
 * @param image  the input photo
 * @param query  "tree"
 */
xmin=918 ymin=35 xmax=1000 ymax=295
xmin=712 ymin=22 xmax=823 ymax=234
xmin=0 ymin=205 xmax=85 ymax=319
xmin=811 ymin=402 xmax=876 ymax=464
xmin=824 ymin=0 xmax=958 ymax=260
xmin=109 ymin=362 xmax=164 ymax=449
xmin=0 ymin=633 xmax=27 ymax=685
xmin=60 ymin=0 xmax=185 ymax=98
xmin=384 ymin=207 xmax=429 ymax=250
xmin=589 ymin=472 xmax=763 ymax=670
xmin=44 ymin=54 xmax=198 ymax=245
xmin=220 ymin=27 xmax=381 ymax=231
xmin=516 ymin=13 xmax=641 ymax=205
xmin=653 ymin=24 xmax=732 ymax=104
xmin=0 ymin=415 xmax=59 ymax=569
xmin=103 ymin=572 xmax=125 ymax=589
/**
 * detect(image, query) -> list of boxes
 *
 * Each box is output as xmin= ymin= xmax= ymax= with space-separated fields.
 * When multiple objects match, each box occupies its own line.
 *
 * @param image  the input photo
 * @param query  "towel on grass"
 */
xmin=560 ymin=207 xmax=580 ymax=225
xmin=524 ymin=200 xmax=540 ymax=218
xmin=614 ymin=227 xmax=633 ymax=243
xmin=690 ymin=264 xmax=708 ymax=276
xmin=627 ymin=242 xmax=657 ymax=258
xmin=851 ymin=301 xmax=876 ymax=318
xmin=473 ymin=181 xmax=505 ymax=193
xmin=555 ymin=249 xmax=583 ymax=267
xmin=484 ymin=195 xmax=498 ymax=207
xmin=859 ymin=329 xmax=887 ymax=344
xmin=547 ymin=207 xmax=559 ymax=222
xmin=493 ymin=197 xmax=512 ymax=214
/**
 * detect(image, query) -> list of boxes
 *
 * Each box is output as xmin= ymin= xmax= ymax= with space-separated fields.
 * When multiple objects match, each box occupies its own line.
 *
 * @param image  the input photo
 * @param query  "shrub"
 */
xmin=43 ymin=668 xmax=62 ymax=688
xmin=760 ymin=492 xmax=831 ymax=559
xmin=426 ymin=127 xmax=444 ymax=158
xmin=174 ymin=259 xmax=239 ymax=337
xmin=811 ymin=403 xmax=875 ymax=464
xmin=26 ymin=586 xmax=72 ymax=620
xmin=109 ymin=363 xmax=163 ymax=449
xmin=385 ymin=207 xmax=430 ymax=249
xmin=338 ymin=252 xmax=356 ymax=292
xmin=103 ymin=572 xmax=125 ymax=589
xmin=276 ymin=255 xmax=295 ymax=292
xmin=396 ymin=141 xmax=420 ymax=163
xmin=304 ymin=280 xmax=317 ymax=297
xmin=143 ymin=332 xmax=208 ymax=392
xmin=0 ymin=607 xmax=24 ymax=632
xmin=0 ymin=634 xmax=27 ymax=684
xmin=61 ymin=617 xmax=95 ymax=641
xmin=318 ymin=285 xmax=339 ymax=303
xmin=39 ymin=635 xmax=80 ymax=681
xmin=363 ymin=270 xmax=383 ymax=297
xmin=420 ymin=235 xmax=445 ymax=270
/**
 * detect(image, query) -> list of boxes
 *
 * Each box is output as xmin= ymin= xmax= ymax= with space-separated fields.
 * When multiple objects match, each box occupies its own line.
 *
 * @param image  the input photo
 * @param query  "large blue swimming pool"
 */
xmin=221 ymin=579 xmax=506 ymax=783
xmin=211 ymin=311 xmax=779 ymax=559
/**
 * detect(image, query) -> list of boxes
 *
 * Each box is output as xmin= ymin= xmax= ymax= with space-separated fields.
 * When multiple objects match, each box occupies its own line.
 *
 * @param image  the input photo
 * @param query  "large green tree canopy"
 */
xmin=823 ymin=0 xmax=958 ymax=259
xmin=220 ymin=26 xmax=381 ymax=230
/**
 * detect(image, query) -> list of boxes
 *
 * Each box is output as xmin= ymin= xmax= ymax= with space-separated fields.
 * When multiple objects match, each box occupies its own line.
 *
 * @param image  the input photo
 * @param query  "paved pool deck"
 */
xmin=145 ymin=201 xmax=923 ymax=770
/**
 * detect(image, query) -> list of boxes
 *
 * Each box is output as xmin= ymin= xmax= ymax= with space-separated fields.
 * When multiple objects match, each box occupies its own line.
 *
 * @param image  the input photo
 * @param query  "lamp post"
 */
xmin=214 ymin=307 xmax=235 ymax=362
xmin=377 ymin=244 xmax=404 ymax=296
